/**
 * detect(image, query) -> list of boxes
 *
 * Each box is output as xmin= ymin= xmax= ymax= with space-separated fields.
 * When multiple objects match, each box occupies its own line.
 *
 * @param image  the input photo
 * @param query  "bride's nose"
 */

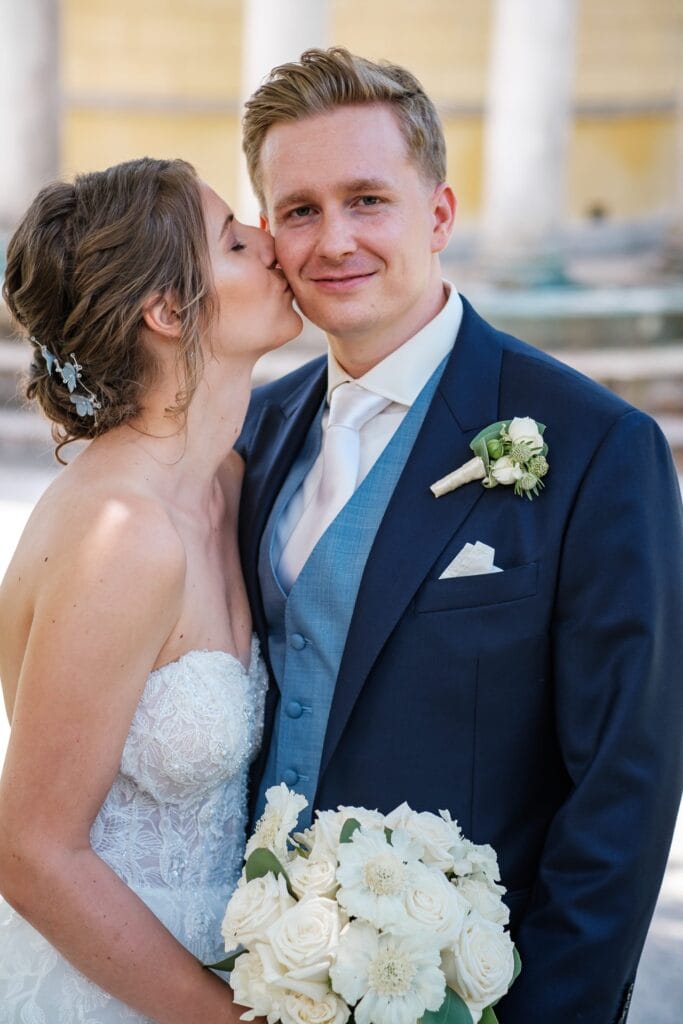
xmin=243 ymin=223 xmax=276 ymax=265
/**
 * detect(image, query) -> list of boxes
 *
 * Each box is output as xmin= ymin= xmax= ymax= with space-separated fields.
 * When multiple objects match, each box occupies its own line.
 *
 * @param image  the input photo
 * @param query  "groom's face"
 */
xmin=258 ymin=104 xmax=454 ymax=353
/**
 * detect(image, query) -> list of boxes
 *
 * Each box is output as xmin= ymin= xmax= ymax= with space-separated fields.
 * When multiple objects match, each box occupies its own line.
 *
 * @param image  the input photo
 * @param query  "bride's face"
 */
xmin=200 ymin=182 xmax=302 ymax=359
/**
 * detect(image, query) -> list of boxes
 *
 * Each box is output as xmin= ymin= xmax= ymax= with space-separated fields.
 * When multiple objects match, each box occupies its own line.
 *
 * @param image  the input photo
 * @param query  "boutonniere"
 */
xmin=431 ymin=416 xmax=549 ymax=500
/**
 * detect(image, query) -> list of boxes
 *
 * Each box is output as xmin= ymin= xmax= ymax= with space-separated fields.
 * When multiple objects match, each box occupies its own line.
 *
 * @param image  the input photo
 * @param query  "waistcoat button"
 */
xmin=283 ymin=768 xmax=299 ymax=786
xmin=290 ymin=633 xmax=306 ymax=650
xmin=286 ymin=700 xmax=304 ymax=719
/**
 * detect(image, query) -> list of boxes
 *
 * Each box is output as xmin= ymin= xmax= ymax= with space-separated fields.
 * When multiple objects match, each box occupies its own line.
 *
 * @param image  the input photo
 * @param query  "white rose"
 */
xmin=490 ymin=456 xmax=523 ymax=486
xmin=288 ymin=852 xmax=339 ymax=899
xmin=393 ymin=862 xmax=469 ymax=945
xmin=279 ymin=990 xmax=350 ymax=1024
xmin=230 ymin=950 xmax=282 ymax=1023
xmin=442 ymin=913 xmax=515 ymax=1023
xmin=256 ymin=943 xmax=328 ymax=1001
xmin=266 ymin=896 xmax=342 ymax=982
xmin=222 ymin=872 xmax=295 ymax=949
xmin=455 ymin=878 xmax=510 ymax=927
xmin=507 ymin=417 xmax=544 ymax=452
xmin=246 ymin=784 xmax=308 ymax=861
xmin=385 ymin=804 xmax=466 ymax=872
xmin=311 ymin=807 xmax=385 ymax=859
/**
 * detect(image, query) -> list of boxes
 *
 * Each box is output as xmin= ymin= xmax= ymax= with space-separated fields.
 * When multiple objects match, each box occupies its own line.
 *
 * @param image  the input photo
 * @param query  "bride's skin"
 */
xmin=0 ymin=183 xmax=300 ymax=1023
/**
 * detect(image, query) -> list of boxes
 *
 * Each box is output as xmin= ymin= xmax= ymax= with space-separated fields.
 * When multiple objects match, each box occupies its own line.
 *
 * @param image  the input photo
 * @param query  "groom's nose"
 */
xmin=314 ymin=210 xmax=357 ymax=263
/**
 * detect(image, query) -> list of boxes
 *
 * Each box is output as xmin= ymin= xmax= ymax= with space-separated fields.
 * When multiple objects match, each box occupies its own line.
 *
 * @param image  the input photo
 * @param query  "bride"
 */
xmin=0 ymin=157 xmax=301 ymax=1022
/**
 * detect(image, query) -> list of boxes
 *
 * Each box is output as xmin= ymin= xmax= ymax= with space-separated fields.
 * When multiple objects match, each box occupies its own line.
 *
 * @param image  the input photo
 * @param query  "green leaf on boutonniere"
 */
xmin=420 ymin=986 xmax=473 ymax=1024
xmin=480 ymin=1007 xmax=500 ymax=1024
xmin=339 ymin=818 xmax=361 ymax=843
xmin=245 ymin=847 xmax=294 ymax=896
xmin=203 ymin=947 xmax=246 ymax=972
xmin=469 ymin=420 xmax=511 ymax=476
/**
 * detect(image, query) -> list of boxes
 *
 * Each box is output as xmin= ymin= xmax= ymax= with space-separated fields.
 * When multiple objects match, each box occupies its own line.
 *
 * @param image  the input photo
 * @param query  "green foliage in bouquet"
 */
xmin=204 ymin=846 xmax=294 ymax=972
xmin=419 ymin=946 xmax=522 ymax=1024
xmin=421 ymin=985 xmax=474 ymax=1023
xmin=339 ymin=818 xmax=361 ymax=844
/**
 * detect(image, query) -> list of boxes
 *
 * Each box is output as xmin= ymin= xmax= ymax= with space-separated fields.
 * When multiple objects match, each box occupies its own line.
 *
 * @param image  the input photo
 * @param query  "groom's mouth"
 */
xmin=309 ymin=271 xmax=376 ymax=293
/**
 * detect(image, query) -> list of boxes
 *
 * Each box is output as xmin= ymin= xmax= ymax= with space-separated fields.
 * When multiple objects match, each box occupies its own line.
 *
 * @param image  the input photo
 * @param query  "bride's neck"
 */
xmin=120 ymin=356 xmax=254 ymax=508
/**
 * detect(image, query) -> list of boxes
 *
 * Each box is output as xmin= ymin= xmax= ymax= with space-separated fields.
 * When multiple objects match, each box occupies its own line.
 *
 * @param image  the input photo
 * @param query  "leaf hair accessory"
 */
xmin=34 ymin=339 xmax=102 ymax=418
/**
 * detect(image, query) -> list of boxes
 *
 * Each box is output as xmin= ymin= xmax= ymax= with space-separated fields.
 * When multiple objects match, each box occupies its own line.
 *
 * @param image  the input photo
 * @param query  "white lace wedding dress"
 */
xmin=0 ymin=640 xmax=268 ymax=1023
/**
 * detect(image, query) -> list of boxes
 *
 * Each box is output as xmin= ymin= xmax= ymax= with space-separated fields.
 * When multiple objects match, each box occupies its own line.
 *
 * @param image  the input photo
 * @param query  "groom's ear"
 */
xmin=430 ymin=183 xmax=457 ymax=255
xmin=259 ymin=213 xmax=270 ymax=231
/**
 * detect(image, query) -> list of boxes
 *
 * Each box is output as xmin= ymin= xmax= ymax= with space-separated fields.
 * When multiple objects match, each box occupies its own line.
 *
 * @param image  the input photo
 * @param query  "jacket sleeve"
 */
xmin=499 ymin=409 xmax=683 ymax=1024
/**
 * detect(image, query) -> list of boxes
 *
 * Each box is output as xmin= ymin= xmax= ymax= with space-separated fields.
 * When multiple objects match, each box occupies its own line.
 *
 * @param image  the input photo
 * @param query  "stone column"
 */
xmin=238 ymin=0 xmax=329 ymax=222
xmin=0 ymin=0 xmax=60 ymax=253
xmin=479 ymin=0 xmax=576 ymax=285
xmin=661 ymin=47 xmax=683 ymax=275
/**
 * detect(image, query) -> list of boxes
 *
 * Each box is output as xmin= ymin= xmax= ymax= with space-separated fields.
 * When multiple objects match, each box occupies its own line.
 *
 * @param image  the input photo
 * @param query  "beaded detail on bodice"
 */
xmin=92 ymin=642 xmax=266 ymax=897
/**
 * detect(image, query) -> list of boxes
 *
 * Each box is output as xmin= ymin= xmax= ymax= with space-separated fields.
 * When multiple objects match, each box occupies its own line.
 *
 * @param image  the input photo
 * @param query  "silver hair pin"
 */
xmin=34 ymin=339 xmax=102 ymax=418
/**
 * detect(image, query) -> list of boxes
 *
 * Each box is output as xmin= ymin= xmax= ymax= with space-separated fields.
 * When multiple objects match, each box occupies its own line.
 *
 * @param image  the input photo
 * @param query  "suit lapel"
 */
xmin=320 ymin=299 xmax=504 ymax=777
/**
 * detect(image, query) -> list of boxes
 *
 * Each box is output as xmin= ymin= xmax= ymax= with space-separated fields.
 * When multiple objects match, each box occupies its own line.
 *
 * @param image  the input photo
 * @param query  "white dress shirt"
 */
xmin=274 ymin=282 xmax=463 ymax=585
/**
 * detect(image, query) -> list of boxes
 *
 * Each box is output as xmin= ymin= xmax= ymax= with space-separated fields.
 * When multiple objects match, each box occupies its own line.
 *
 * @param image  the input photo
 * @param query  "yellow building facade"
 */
xmin=61 ymin=0 xmax=682 ymax=224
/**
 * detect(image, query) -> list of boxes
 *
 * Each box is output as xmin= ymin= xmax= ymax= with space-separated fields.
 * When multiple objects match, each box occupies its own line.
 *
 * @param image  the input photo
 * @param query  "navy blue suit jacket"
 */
xmin=236 ymin=297 xmax=683 ymax=1023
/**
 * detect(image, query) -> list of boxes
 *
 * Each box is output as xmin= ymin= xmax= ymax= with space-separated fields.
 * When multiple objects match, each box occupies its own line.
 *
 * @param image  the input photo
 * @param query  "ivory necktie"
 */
xmin=278 ymin=381 xmax=391 ymax=587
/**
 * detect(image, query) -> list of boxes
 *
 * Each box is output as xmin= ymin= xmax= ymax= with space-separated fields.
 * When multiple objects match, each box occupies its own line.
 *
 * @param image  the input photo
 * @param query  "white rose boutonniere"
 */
xmin=431 ymin=417 xmax=549 ymax=500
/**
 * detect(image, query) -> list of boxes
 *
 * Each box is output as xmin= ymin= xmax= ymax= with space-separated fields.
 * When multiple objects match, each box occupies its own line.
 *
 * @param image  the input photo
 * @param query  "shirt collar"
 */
xmin=326 ymin=281 xmax=462 ymax=406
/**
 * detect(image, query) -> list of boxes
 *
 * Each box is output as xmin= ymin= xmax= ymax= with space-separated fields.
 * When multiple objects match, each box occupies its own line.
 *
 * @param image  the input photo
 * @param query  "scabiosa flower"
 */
xmin=528 ymin=454 xmax=549 ymax=478
xmin=330 ymin=921 xmax=445 ymax=1024
xmin=336 ymin=827 xmax=423 ymax=929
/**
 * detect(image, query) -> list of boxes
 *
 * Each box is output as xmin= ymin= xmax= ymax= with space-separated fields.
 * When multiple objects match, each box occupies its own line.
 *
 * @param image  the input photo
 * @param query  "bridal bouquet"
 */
xmin=210 ymin=785 xmax=521 ymax=1024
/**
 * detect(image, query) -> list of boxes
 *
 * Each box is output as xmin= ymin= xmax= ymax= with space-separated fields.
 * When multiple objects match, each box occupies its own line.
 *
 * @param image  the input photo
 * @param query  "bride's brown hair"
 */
xmin=2 ymin=157 xmax=214 ymax=460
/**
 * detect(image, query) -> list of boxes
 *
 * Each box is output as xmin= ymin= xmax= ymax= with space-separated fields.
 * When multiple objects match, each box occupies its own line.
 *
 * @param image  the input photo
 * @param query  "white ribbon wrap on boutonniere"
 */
xmin=431 ymin=416 xmax=549 ymax=500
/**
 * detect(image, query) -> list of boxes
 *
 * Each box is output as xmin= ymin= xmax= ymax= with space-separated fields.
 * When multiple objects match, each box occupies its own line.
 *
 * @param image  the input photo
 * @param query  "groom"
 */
xmin=235 ymin=48 xmax=683 ymax=1023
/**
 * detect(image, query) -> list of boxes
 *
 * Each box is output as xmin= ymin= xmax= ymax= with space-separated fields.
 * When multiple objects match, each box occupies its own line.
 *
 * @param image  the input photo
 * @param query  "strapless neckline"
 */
xmin=149 ymin=634 xmax=260 ymax=679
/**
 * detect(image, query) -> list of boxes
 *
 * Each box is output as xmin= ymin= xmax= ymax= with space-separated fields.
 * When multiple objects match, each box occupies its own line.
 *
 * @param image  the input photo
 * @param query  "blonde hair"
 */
xmin=243 ymin=47 xmax=446 ymax=210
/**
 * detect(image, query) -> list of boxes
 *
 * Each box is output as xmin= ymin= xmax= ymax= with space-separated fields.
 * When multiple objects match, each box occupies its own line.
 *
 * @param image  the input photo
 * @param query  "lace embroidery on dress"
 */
xmin=0 ymin=639 xmax=268 ymax=1023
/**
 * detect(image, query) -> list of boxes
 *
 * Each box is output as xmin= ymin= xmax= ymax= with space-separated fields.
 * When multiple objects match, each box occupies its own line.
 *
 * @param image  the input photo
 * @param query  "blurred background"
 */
xmin=0 ymin=2 xmax=682 ymax=1020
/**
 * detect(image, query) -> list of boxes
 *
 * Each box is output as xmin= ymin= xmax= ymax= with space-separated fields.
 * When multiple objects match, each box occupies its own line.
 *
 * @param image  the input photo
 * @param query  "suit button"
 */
xmin=286 ymin=700 xmax=303 ymax=719
xmin=290 ymin=633 xmax=306 ymax=650
xmin=283 ymin=768 xmax=299 ymax=786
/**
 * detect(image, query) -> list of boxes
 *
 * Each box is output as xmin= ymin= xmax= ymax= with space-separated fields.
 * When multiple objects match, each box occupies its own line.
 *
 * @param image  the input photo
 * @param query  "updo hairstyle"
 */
xmin=2 ymin=157 xmax=214 ymax=458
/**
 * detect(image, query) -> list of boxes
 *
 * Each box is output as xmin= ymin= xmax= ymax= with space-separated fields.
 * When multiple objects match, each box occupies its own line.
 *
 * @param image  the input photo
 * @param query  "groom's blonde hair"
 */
xmin=242 ymin=47 xmax=447 ymax=212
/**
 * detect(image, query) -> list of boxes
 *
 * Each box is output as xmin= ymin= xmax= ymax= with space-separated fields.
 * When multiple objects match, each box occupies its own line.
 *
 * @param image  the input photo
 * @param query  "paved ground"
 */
xmin=0 ymin=452 xmax=681 ymax=1021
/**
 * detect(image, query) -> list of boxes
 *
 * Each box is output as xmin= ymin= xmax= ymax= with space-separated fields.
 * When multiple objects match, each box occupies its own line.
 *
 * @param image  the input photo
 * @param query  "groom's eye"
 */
xmin=290 ymin=206 xmax=314 ymax=218
xmin=357 ymin=196 xmax=382 ymax=207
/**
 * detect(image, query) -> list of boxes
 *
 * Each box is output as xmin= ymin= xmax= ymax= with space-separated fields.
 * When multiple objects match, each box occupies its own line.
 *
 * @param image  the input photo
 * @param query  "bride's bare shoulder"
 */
xmin=0 ymin=453 xmax=186 ymax=706
xmin=6 ymin=454 xmax=186 ymax=596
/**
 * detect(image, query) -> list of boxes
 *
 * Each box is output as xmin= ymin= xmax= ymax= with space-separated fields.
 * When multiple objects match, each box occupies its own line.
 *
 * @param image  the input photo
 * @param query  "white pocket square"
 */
xmin=439 ymin=541 xmax=503 ymax=579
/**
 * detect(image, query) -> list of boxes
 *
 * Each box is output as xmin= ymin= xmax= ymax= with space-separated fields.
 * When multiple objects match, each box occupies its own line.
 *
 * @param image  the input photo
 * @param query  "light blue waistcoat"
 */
xmin=256 ymin=359 xmax=446 ymax=826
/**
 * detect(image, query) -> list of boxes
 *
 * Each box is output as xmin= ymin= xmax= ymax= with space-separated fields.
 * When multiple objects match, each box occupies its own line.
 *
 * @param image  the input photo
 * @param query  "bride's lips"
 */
xmin=308 ymin=271 xmax=376 ymax=293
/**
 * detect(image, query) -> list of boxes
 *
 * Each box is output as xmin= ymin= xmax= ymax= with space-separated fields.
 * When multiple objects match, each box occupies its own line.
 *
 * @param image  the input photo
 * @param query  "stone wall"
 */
xmin=56 ymin=0 xmax=683 ymax=223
